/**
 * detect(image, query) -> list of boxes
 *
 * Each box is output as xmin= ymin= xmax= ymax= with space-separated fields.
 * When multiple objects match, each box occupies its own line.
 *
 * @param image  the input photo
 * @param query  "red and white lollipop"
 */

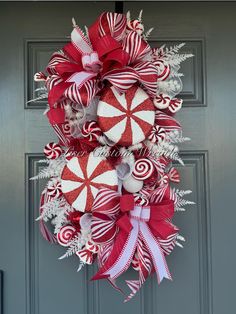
xmin=97 ymin=85 xmax=155 ymax=146
xmin=61 ymin=153 xmax=118 ymax=212
xmin=44 ymin=142 xmax=63 ymax=159
xmin=57 ymin=225 xmax=76 ymax=247
xmin=82 ymin=120 xmax=102 ymax=141
xmin=132 ymin=158 xmax=154 ymax=180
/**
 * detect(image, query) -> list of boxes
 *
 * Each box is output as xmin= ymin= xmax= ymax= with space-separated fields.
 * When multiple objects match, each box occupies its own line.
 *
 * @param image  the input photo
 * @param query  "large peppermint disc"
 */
xmin=97 ymin=85 xmax=155 ymax=146
xmin=61 ymin=153 xmax=118 ymax=212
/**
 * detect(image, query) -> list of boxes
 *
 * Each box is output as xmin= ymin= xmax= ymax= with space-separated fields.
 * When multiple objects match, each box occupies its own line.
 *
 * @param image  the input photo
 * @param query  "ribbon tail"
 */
xmin=124 ymin=280 xmax=142 ymax=303
xmin=125 ymin=237 xmax=152 ymax=302
xmin=92 ymin=219 xmax=139 ymax=281
xmin=140 ymin=222 xmax=172 ymax=284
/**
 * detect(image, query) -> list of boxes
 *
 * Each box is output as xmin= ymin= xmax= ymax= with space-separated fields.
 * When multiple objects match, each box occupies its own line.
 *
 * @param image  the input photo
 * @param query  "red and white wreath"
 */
xmin=32 ymin=11 xmax=194 ymax=301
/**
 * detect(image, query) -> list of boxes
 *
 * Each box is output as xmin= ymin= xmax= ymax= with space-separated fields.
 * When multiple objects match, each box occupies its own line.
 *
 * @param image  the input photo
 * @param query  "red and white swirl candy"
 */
xmin=127 ymin=20 xmax=144 ymax=35
xmin=62 ymin=120 xmax=72 ymax=136
xmin=76 ymin=249 xmax=94 ymax=264
xmin=86 ymin=240 xmax=100 ymax=253
xmin=154 ymin=93 xmax=171 ymax=109
xmin=132 ymin=158 xmax=154 ymax=181
xmin=47 ymin=179 xmax=63 ymax=198
xmin=44 ymin=142 xmax=63 ymax=159
xmin=34 ymin=71 xmax=47 ymax=82
xmin=148 ymin=125 xmax=166 ymax=143
xmin=82 ymin=120 xmax=102 ymax=141
xmin=169 ymin=98 xmax=183 ymax=113
xmin=168 ymin=167 xmax=180 ymax=183
xmin=57 ymin=225 xmax=76 ymax=247
xmin=154 ymin=60 xmax=170 ymax=81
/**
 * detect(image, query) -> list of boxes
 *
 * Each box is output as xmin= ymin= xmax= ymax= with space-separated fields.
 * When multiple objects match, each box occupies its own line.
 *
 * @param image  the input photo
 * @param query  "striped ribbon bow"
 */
xmin=91 ymin=190 xmax=178 ymax=301
xmin=46 ymin=12 xmax=158 ymax=112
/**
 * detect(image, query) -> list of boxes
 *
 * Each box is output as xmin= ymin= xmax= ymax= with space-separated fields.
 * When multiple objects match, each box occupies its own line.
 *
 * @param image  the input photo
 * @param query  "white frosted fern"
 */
xmin=59 ymin=235 xmax=82 ymax=259
xmin=167 ymin=130 xmax=191 ymax=143
xmin=31 ymin=156 xmax=66 ymax=180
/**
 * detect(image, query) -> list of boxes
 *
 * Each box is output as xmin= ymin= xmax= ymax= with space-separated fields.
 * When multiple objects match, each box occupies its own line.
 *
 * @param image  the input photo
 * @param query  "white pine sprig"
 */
xmin=159 ymin=43 xmax=186 ymax=58
xmin=31 ymin=155 xmax=66 ymax=180
xmin=51 ymin=210 xmax=68 ymax=234
xmin=170 ymin=188 xmax=194 ymax=211
xmin=27 ymin=90 xmax=48 ymax=103
xmin=175 ymin=197 xmax=195 ymax=211
xmin=138 ymin=10 xmax=143 ymax=22
xmin=143 ymin=27 xmax=154 ymax=40
xmin=167 ymin=53 xmax=194 ymax=67
xmin=176 ymin=235 xmax=185 ymax=248
xmin=173 ymin=188 xmax=193 ymax=197
xmin=170 ymin=72 xmax=184 ymax=78
xmin=166 ymin=130 xmax=191 ymax=143
xmin=38 ymin=196 xmax=72 ymax=222
xmin=59 ymin=235 xmax=82 ymax=259
xmin=126 ymin=11 xmax=131 ymax=23
xmin=154 ymin=43 xmax=193 ymax=66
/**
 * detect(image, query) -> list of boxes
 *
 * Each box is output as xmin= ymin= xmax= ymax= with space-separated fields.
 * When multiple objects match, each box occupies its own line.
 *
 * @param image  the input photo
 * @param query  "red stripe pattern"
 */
xmin=91 ymin=188 xmax=120 ymax=244
xmin=97 ymin=85 xmax=155 ymax=146
xmin=61 ymin=154 xmax=118 ymax=212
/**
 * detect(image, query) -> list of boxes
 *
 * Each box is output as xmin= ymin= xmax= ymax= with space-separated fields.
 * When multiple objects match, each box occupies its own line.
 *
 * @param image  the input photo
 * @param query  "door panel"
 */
xmin=0 ymin=2 xmax=235 ymax=314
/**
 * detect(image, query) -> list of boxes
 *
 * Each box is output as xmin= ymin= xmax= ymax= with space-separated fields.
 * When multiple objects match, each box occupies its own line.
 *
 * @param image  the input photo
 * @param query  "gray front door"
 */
xmin=0 ymin=2 xmax=235 ymax=314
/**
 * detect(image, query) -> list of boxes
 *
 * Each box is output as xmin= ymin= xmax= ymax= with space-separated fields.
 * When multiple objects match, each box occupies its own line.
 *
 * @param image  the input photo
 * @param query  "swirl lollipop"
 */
xmin=132 ymin=158 xmax=154 ymax=181
xmin=57 ymin=225 xmax=76 ymax=246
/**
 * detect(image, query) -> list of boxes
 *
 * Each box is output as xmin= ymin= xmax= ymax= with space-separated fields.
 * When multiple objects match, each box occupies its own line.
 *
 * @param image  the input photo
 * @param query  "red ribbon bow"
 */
xmin=46 ymin=12 xmax=158 ymax=116
xmin=91 ymin=188 xmax=178 ymax=301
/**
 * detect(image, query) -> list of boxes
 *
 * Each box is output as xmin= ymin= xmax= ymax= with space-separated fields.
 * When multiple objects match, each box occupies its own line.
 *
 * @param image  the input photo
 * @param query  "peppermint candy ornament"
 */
xmin=97 ymin=85 xmax=155 ymax=146
xmin=154 ymin=60 xmax=170 ymax=81
xmin=82 ymin=120 xmax=102 ymax=141
xmin=47 ymin=178 xmax=63 ymax=198
xmin=132 ymin=158 xmax=154 ymax=180
xmin=44 ymin=142 xmax=63 ymax=159
xmin=61 ymin=153 xmax=118 ymax=212
xmin=148 ymin=125 xmax=166 ymax=143
xmin=57 ymin=225 xmax=76 ymax=246
xmin=169 ymin=98 xmax=183 ymax=113
xmin=127 ymin=20 xmax=144 ymax=35
xmin=76 ymin=249 xmax=93 ymax=264
xmin=154 ymin=93 xmax=171 ymax=109
xmin=168 ymin=167 xmax=180 ymax=183
xmin=86 ymin=240 xmax=100 ymax=253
